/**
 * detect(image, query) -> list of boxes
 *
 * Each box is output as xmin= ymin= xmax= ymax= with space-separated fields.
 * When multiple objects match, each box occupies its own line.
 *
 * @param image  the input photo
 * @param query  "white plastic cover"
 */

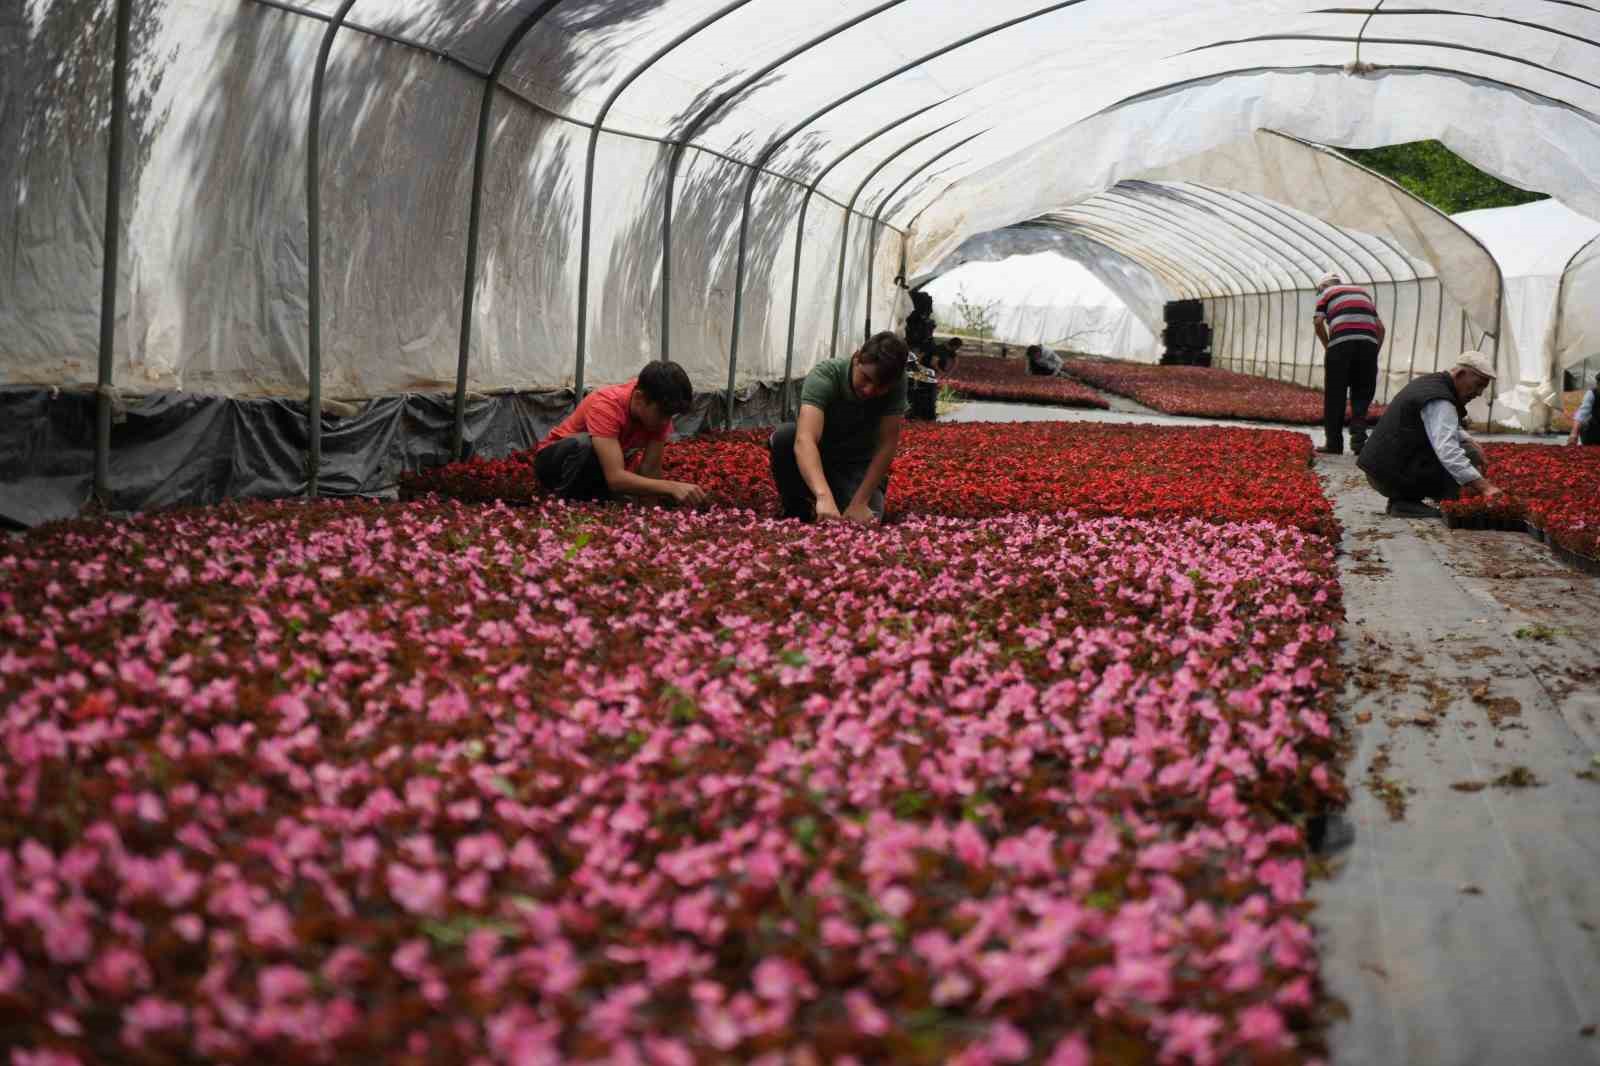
xmin=921 ymin=252 xmax=1160 ymax=361
xmin=1451 ymin=199 xmax=1600 ymax=420
xmin=6 ymin=1 xmax=1600 ymax=406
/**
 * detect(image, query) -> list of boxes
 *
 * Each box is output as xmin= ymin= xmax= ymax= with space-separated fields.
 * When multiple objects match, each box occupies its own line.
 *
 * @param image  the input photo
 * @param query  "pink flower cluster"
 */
xmin=0 ymin=496 xmax=1344 ymax=1062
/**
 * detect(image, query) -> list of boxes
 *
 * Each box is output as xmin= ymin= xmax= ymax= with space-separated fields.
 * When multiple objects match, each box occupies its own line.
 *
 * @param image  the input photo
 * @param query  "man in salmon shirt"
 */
xmin=534 ymin=361 xmax=707 ymax=505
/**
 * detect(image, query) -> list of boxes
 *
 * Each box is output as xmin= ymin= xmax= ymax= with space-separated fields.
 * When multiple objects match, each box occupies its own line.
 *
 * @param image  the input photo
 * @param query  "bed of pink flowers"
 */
xmin=0 ymin=493 xmax=1346 ymax=1064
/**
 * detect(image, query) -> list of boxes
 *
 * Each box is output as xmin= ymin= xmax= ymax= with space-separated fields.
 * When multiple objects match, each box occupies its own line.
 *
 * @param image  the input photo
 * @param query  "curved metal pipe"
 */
xmin=726 ymin=0 xmax=1095 ymax=423
xmin=94 ymin=0 xmax=134 ymax=507
xmin=305 ymin=0 xmax=360 ymax=498
xmin=1156 ymin=184 xmax=1317 ymax=379
xmin=453 ymin=0 xmax=564 ymax=460
xmin=660 ymin=0 xmax=910 ymax=361
xmin=574 ymin=0 xmax=760 ymax=399
xmin=779 ymin=97 xmax=961 ymax=419
xmin=827 ymin=121 xmax=963 ymax=361
xmin=1089 ymin=192 xmax=1270 ymax=372
xmin=863 ymin=130 xmax=989 ymax=340
xmin=1173 ymin=185 xmax=1322 ymax=381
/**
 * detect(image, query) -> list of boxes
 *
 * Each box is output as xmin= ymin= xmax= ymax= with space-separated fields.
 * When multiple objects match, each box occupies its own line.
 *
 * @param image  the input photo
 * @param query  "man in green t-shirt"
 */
xmin=768 ymin=331 xmax=910 ymax=523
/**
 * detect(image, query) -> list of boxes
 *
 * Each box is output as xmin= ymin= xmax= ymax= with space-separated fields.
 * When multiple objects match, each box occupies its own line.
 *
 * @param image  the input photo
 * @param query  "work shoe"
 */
xmin=1385 ymin=498 xmax=1441 ymax=518
xmin=1315 ymin=444 xmax=1343 ymax=456
xmin=1350 ymin=432 xmax=1367 ymax=455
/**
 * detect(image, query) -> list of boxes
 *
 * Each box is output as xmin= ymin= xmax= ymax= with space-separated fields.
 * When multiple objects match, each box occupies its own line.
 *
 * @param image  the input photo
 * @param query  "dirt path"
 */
xmin=1311 ymin=452 xmax=1600 ymax=1065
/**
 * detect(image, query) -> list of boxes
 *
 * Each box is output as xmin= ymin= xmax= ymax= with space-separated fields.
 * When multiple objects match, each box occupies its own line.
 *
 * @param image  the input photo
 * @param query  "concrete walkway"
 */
xmin=950 ymin=399 xmax=1599 ymax=1065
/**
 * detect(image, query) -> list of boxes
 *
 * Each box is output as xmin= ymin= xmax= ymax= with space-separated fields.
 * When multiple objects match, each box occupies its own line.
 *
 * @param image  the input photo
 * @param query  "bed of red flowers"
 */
xmin=404 ymin=422 xmax=1335 ymax=538
xmin=937 ymin=356 xmax=1109 ymax=410
xmin=1439 ymin=442 xmax=1600 ymax=561
xmin=1059 ymin=360 xmax=1385 ymax=427
xmin=1 ymin=492 xmax=1346 ymax=1064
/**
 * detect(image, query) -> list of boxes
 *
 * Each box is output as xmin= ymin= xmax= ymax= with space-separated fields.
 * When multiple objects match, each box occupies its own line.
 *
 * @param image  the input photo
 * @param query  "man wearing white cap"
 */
xmin=1313 ymin=271 xmax=1385 ymax=455
xmin=1357 ymin=351 xmax=1502 ymax=518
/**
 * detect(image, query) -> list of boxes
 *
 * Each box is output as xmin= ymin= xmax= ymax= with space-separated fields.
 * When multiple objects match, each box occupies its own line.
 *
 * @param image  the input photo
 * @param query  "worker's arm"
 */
xmin=636 ymin=440 xmax=665 ymax=479
xmin=1313 ymin=315 xmax=1329 ymax=350
xmin=1421 ymin=400 xmax=1500 ymax=498
xmin=592 ymin=436 xmax=705 ymax=504
xmin=843 ymin=415 xmax=903 ymax=524
xmin=794 ymin=405 xmax=840 ymax=520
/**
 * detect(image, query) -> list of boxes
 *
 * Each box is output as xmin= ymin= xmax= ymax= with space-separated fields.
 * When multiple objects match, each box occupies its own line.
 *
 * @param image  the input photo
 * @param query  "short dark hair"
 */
xmin=854 ymin=331 xmax=910 ymax=381
xmin=1025 ymin=344 xmax=1042 ymax=357
xmin=637 ymin=360 xmax=694 ymax=416
xmin=910 ymin=289 xmax=933 ymax=313
xmin=946 ymin=337 xmax=963 ymax=350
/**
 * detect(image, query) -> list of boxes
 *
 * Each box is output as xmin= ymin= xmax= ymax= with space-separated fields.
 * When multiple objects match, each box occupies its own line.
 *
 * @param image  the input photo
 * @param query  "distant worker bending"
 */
xmin=769 ymin=332 xmax=910 ymax=524
xmin=1357 ymin=350 xmax=1502 ymax=518
xmin=1313 ymin=271 xmax=1384 ymax=456
xmin=1568 ymin=371 xmax=1600 ymax=446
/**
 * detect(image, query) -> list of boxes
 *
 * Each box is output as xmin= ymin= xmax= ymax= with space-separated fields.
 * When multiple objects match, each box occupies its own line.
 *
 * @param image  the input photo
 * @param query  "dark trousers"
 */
xmin=1364 ymin=469 xmax=1460 ymax=505
xmin=1323 ymin=339 xmax=1379 ymax=449
xmin=534 ymin=433 xmax=611 ymax=501
xmin=768 ymin=423 xmax=885 ymax=521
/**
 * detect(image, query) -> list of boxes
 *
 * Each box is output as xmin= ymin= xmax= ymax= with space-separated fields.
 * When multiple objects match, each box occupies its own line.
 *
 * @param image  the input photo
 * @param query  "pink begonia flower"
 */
xmin=121 ymin=996 xmax=187 ymax=1047
xmin=1237 ymin=1003 xmax=1292 ymax=1048
xmin=257 ymin=964 xmax=313 ymax=1004
xmin=987 ymin=1021 xmax=1031 ymax=1063
xmin=12 ymin=1051 xmax=85 ymax=1066
xmin=455 ymin=870 xmax=491 ymax=908
xmin=1046 ymin=1032 xmax=1092 ymax=1066
xmin=246 ymin=903 xmax=296 ymax=949
xmin=47 ymin=1011 xmax=83 ymax=1037
xmin=1160 ymin=1010 xmax=1224 ymax=1066
xmin=387 ymin=863 xmax=447 ymax=917
xmin=751 ymin=957 xmax=815 ymax=1003
xmin=820 ymin=916 xmax=861 ymax=948
xmin=320 ymin=945 xmax=368 ymax=985
xmin=932 ymin=971 xmax=974 ymax=1006
xmin=0 ymin=951 xmax=23 ymax=996
xmin=171 ymin=914 xmax=205 ymax=943
xmin=844 ymin=989 xmax=890 ymax=1036
xmin=1258 ymin=857 xmax=1305 ymax=903
xmin=642 ymin=1036 xmax=695 ymax=1066
xmin=86 ymin=947 xmax=153 ymax=997
xmin=878 ymin=885 xmax=914 ymax=919
xmin=41 ymin=907 xmax=94 ymax=965
xmin=610 ymin=802 xmax=649 ymax=834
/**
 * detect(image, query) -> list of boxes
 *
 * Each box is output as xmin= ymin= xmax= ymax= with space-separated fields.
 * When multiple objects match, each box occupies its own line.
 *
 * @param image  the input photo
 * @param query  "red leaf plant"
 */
xmin=407 ymin=422 xmax=1337 ymax=540
xmin=938 ymin=355 xmax=1110 ymax=410
xmin=1441 ymin=443 xmax=1600 ymax=560
xmin=1060 ymin=359 xmax=1387 ymax=427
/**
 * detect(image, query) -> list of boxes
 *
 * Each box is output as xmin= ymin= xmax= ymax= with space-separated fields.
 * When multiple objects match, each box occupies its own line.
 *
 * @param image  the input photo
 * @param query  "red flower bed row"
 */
xmin=0 ymin=498 xmax=1345 ymax=1063
xmin=405 ymin=422 xmax=1335 ymax=538
xmin=938 ymin=355 xmax=1109 ymax=409
xmin=1440 ymin=443 xmax=1600 ymax=559
xmin=1059 ymin=359 xmax=1386 ymax=427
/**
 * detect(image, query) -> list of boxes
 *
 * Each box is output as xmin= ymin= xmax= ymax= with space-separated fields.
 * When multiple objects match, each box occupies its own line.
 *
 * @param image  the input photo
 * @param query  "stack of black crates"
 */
xmin=1161 ymin=299 xmax=1212 ymax=366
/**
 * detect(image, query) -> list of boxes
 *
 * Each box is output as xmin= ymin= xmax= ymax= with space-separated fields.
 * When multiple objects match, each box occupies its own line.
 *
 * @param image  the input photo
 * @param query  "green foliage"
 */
xmin=1339 ymin=140 xmax=1547 ymax=215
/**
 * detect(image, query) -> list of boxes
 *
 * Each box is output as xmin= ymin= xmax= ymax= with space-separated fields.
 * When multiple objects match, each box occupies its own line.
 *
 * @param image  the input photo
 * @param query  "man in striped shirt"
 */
xmin=1314 ymin=271 xmax=1385 ymax=455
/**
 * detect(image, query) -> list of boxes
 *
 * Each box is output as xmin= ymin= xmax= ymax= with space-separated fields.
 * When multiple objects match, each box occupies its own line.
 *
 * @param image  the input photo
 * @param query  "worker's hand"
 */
xmin=842 ymin=501 xmax=878 ymax=526
xmin=666 ymin=481 xmax=707 ymax=506
xmin=1481 ymin=480 xmax=1504 ymax=499
xmin=814 ymin=497 xmax=843 ymax=523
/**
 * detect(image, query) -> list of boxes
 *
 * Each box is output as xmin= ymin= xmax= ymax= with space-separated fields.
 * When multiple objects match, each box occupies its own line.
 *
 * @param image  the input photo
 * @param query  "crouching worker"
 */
xmin=534 ymin=361 xmax=707 ymax=506
xmin=1357 ymin=350 xmax=1502 ymax=518
xmin=770 ymin=332 xmax=909 ymax=524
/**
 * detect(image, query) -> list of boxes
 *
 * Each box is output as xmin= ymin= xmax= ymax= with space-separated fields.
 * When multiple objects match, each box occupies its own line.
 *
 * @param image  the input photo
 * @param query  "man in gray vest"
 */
xmin=1357 ymin=350 xmax=1503 ymax=518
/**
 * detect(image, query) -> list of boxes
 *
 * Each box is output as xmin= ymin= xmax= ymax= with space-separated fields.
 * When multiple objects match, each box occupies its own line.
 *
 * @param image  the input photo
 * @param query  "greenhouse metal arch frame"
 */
xmin=22 ymin=0 xmax=1600 ymax=513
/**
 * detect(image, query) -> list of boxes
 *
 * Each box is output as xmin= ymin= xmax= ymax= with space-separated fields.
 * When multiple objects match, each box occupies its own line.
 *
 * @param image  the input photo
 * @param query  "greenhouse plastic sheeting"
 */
xmin=7 ymin=0 xmax=1600 ymax=405
xmin=1452 ymin=199 xmax=1600 ymax=418
xmin=921 ymin=252 xmax=1161 ymax=361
